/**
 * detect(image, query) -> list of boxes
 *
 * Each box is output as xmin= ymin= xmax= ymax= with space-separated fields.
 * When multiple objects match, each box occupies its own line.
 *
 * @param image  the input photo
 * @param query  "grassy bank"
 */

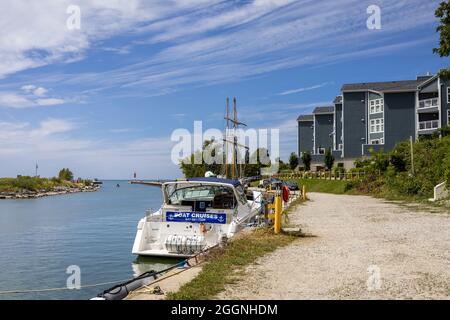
xmin=167 ymin=228 xmax=298 ymax=300
xmin=283 ymin=133 xmax=450 ymax=204
xmin=0 ymin=176 xmax=91 ymax=193
xmin=284 ymin=178 xmax=355 ymax=195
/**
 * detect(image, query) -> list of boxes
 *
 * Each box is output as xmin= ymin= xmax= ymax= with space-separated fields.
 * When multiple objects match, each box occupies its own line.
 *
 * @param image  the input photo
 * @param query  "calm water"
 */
xmin=0 ymin=181 xmax=179 ymax=300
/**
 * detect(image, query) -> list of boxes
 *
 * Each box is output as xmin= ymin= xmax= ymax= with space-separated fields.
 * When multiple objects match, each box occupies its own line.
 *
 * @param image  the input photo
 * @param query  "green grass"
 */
xmin=0 ymin=176 xmax=90 ymax=193
xmin=251 ymin=178 xmax=354 ymax=195
xmin=284 ymin=178 xmax=355 ymax=195
xmin=166 ymin=229 xmax=298 ymax=300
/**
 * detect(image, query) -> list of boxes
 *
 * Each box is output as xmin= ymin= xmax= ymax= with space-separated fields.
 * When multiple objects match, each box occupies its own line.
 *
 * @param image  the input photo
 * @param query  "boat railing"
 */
xmin=145 ymin=209 xmax=162 ymax=222
xmin=249 ymin=191 xmax=264 ymax=212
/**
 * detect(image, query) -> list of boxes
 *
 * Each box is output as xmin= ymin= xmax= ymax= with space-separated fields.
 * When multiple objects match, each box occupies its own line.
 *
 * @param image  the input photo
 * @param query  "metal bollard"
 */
xmin=274 ymin=195 xmax=282 ymax=234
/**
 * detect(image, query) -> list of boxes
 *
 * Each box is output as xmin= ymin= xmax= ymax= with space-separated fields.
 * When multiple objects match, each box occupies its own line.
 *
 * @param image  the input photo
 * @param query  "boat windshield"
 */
xmin=165 ymin=184 xmax=237 ymax=209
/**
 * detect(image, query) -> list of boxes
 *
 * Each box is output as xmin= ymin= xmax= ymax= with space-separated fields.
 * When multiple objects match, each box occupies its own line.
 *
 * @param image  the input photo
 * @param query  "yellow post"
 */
xmin=274 ymin=195 xmax=282 ymax=234
xmin=302 ymin=185 xmax=307 ymax=201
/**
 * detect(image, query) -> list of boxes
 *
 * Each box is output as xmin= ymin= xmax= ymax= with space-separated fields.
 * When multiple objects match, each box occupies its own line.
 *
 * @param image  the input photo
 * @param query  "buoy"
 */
xmin=282 ymin=186 xmax=290 ymax=203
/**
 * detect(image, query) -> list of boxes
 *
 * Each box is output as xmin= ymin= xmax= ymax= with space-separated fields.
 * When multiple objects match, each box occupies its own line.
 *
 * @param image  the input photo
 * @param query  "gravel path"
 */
xmin=218 ymin=193 xmax=450 ymax=300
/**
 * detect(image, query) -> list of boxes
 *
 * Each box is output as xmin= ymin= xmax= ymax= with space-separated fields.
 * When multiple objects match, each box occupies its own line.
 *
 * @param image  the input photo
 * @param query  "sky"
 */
xmin=0 ymin=0 xmax=448 ymax=179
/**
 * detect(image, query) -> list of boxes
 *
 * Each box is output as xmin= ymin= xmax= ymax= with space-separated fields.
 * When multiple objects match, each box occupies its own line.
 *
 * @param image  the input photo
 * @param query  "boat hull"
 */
xmin=131 ymin=181 xmax=263 ymax=258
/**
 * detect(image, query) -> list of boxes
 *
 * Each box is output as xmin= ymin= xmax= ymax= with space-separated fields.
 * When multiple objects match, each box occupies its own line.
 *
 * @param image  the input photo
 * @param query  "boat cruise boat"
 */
xmin=132 ymin=177 xmax=263 ymax=257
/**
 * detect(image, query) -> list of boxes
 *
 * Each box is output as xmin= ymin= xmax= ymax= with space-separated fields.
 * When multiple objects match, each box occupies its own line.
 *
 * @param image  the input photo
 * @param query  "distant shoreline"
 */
xmin=0 ymin=185 xmax=100 ymax=200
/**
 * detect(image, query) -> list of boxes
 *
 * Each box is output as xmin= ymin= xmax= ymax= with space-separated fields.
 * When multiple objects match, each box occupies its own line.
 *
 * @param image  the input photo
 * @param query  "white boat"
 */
xmin=132 ymin=177 xmax=263 ymax=258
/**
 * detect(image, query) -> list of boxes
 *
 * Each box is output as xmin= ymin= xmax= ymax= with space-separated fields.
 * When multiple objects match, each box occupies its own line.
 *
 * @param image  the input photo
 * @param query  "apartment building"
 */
xmin=297 ymin=73 xmax=450 ymax=168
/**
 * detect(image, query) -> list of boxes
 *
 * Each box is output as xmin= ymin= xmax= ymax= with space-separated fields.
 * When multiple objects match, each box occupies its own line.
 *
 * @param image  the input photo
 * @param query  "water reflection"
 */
xmin=131 ymin=256 xmax=183 ymax=277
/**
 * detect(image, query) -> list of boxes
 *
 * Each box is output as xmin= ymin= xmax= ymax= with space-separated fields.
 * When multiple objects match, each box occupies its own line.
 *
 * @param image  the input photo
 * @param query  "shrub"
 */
xmin=301 ymin=151 xmax=312 ymax=171
xmin=58 ymin=168 xmax=74 ymax=181
xmin=354 ymin=158 xmax=371 ymax=168
xmin=445 ymin=152 xmax=450 ymax=189
xmin=324 ymin=148 xmax=334 ymax=170
xmin=288 ymin=152 xmax=299 ymax=171
xmin=333 ymin=166 xmax=345 ymax=177
xmin=353 ymin=135 xmax=450 ymax=199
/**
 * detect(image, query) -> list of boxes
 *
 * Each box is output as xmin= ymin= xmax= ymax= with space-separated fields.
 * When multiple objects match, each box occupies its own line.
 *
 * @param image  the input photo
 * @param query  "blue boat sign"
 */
xmin=165 ymin=211 xmax=227 ymax=224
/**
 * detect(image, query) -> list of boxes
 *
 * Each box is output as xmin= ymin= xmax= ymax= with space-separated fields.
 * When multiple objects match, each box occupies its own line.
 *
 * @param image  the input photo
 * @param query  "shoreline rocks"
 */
xmin=0 ymin=185 xmax=100 ymax=200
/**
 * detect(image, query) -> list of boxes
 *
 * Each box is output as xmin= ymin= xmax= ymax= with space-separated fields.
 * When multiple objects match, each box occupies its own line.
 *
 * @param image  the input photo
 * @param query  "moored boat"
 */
xmin=132 ymin=177 xmax=263 ymax=258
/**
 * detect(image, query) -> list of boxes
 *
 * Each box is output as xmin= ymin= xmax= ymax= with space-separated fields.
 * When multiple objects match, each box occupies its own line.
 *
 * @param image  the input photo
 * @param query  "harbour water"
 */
xmin=0 ymin=180 xmax=178 ymax=300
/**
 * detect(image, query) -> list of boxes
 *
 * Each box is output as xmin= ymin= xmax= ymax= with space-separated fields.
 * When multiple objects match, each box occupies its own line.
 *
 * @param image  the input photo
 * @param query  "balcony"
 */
xmin=418 ymin=120 xmax=439 ymax=131
xmin=419 ymin=98 xmax=439 ymax=109
xmin=418 ymin=98 xmax=439 ymax=113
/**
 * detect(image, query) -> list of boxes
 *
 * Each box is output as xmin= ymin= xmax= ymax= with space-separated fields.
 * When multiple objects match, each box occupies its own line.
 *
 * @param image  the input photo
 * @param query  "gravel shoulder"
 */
xmin=218 ymin=193 xmax=450 ymax=300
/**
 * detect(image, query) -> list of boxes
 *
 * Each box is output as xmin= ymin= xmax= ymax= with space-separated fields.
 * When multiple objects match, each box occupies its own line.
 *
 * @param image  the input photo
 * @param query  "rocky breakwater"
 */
xmin=0 ymin=185 xmax=100 ymax=200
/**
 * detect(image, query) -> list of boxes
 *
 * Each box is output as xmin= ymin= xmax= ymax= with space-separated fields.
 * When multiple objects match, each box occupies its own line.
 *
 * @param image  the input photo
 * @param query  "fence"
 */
xmin=275 ymin=171 xmax=366 ymax=181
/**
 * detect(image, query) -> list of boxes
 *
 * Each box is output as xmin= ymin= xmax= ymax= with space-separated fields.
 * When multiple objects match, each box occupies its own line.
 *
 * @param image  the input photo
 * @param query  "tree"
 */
xmin=433 ymin=1 xmax=450 ymax=77
xmin=301 ymin=151 xmax=312 ymax=171
xmin=244 ymin=148 xmax=271 ymax=177
xmin=179 ymin=140 xmax=223 ymax=178
xmin=288 ymin=152 xmax=299 ymax=171
xmin=58 ymin=168 xmax=74 ymax=181
xmin=276 ymin=158 xmax=290 ymax=173
xmin=324 ymin=148 xmax=335 ymax=170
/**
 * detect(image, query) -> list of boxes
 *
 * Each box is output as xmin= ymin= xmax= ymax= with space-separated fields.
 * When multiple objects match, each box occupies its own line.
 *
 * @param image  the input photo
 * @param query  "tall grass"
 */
xmin=285 ymin=178 xmax=354 ymax=195
xmin=167 ymin=229 xmax=297 ymax=300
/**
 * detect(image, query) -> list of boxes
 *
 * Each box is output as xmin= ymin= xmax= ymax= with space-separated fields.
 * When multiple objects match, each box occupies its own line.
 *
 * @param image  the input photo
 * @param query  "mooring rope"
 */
xmin=0 ymin=249 xmax=212 ymax=296
xmin=0 ymin=278 xmax=134 ymax=295
xmin=0 ymin=236 xmax=223 ymax=297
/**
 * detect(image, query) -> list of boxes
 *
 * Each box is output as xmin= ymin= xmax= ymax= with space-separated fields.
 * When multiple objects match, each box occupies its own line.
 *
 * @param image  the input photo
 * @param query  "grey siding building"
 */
xmin=297 ymin=72 xmax=449 ymax=169
xmin=333 ymin=96 xmax=343 ymax=152
xmin=313 ymin=106 xmax=334 ymax=155
xmin=297 ymin=115 xmax=314 ymax=157
xmin=341 ymin=91 xmax=366 ymax=159
xmin=418 ymin=74 xmax=450 ymax=137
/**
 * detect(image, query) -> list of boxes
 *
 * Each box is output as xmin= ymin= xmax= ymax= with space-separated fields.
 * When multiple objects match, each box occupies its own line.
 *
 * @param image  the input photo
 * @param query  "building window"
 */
xmin=317 ymin=148 xmax=325 ymax=155
xmin=370 ymin=138 xmax=384 ymax=145
xmin=448 ymin=110 xmax=450 ymax=126
xmin=370 ymin=118 xmax=384 ymax=133
xmin=447 ymin=87 xmax=450 ymax=104
xmin=370 ymin=99 xmax=384 ymax=114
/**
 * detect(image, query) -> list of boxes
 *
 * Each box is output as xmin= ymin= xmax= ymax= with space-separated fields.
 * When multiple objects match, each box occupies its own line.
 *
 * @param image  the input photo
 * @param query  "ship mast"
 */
xmin=223 ymin=97 xmax=248 ymax=179
xmin=224 ymin=98 xmax=229 ymax=179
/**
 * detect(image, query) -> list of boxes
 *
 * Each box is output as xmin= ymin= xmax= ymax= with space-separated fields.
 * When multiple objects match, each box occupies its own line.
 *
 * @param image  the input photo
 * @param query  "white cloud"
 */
xmin=36 ymin=98 xmax=65 ymax=106
xmin=33 ymin=87 xmax=48 ymax=97
xmin=21 ymin=85 xmax=37 ymax=93
xmin=0 ymin=0 xmax=440 ymax=94
xmin=31 ymin=119 xmax=77 ymax=137
xmin=0 ymin=92 xmax=34 ymax=108
xmin=278 ymin=83 xmax=332 ymax=96
xmin=0 ymin=85 xmax=65 ymax=108
xmin=0 ymin=0 xmax=225 ymax=78
xmin=0 ymin=118 xmax=180 ymax=179
xmin=21 ymin=85 xmax=48 ymax=96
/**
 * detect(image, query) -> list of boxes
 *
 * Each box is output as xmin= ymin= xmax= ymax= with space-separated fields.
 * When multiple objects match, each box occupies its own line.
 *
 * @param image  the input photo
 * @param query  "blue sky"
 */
xmin=0 ymin=0 xmax=448 ymax=179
